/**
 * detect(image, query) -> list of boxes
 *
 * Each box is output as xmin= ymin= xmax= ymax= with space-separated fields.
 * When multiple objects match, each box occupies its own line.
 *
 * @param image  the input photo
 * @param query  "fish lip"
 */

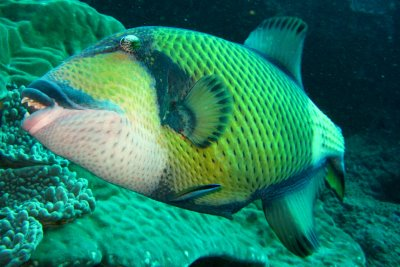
xmin=23 ymin=79 xmax=87 ymax=110
xmin=21 ymin=103 xmax=64 ymax=135
xmin=20 ymin=79 xmax=92 ymax=134
xmin=24 ymin=79 xmax=63 ymax=104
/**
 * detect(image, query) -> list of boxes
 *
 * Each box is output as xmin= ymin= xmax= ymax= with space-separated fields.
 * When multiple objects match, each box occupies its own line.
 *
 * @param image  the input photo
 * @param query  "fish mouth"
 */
xmin=21 ymin=92 xmax=61 ymax=135
xmin=20 ymin=79 xmax=78 ymax=135
xmin=20 ymin=79 xmax=123 ymax=135
xmin=21 ymin=87 xmax=55 ymax=114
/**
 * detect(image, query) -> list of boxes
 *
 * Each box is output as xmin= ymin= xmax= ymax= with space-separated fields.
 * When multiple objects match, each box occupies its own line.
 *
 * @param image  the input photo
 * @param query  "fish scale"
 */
xmin=147 ymin=27 xmax=315 ymax=202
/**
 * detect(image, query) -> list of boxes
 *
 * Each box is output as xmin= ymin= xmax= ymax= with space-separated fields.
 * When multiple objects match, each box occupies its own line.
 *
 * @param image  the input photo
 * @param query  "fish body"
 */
xmin=21 ymin=17 xmax=345 ymax=256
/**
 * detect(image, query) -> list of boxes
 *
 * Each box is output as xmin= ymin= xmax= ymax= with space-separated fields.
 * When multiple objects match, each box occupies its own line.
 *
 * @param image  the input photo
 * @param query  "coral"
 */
xmin=0 ymin=208 xmax=42 ymax=267
xmin=0 ymin=0 xmax=124 ymax=87
xmin=0 ymin=165 xmax=95 ymax=225
xmin=0 ymin=88 xmax=96 ymax=267
xmin=0 ymin=85 xmax=6 ymax=100
xmin=0 ymin=1 xmax=124 ymax=265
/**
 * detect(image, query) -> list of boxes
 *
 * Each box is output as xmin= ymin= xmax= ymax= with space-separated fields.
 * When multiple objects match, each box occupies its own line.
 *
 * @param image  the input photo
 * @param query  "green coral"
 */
xmin=0 ymin=1 xmax=125 ymax=265
xmin=0 ymin=165 xmax=95 ymax=224
xmin=0 ymin=0 xmax=125 ymax=86
xmin=0 ymin=88 xmax=96 ymax=267
xmin=0 ymin=209 xmax=42 ymax=267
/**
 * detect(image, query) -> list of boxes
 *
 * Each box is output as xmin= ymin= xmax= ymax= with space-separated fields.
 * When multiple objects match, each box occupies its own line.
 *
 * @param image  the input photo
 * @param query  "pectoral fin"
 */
xmin=170 ymin=184 xmax=221 ymax=202
xmin=164 ymin=75 xmax=232 ymax=147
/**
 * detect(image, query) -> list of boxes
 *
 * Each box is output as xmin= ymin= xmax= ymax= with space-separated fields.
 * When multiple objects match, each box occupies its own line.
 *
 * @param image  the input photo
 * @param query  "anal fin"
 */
xmin=262 ymin=167 xmax=325 ymax=257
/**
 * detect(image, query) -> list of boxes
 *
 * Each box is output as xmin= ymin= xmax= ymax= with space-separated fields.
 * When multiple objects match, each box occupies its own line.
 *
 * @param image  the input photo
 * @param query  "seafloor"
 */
xmin=1 ymin=0 xmax=399 ymax=266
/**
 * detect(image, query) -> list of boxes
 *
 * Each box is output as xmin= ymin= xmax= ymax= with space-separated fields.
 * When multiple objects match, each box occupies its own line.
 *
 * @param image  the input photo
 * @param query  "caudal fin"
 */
xmin=325 ymin=156 xmax=345 ymax=201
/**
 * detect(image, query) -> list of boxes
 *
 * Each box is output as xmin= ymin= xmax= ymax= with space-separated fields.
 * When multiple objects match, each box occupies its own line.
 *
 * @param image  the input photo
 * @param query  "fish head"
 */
xmin=21 ymin=31 xmax=168 ymax=195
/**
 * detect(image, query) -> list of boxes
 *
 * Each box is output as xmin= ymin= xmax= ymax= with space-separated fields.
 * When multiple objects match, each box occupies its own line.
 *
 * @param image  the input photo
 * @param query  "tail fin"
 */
xmin=320 ymin=124 xmax=345 ymax=200
xmin=312 ymin=112 xmax=345 ymax=200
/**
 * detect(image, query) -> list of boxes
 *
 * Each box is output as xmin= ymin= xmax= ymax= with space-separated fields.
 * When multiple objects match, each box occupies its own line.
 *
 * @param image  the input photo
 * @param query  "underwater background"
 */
xmin=0 ymin=0 xmax=399 ymax=266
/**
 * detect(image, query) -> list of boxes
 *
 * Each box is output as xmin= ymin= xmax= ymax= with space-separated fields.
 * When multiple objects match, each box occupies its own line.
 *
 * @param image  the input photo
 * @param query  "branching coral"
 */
xmin=0 ymin=208 xmax=42 ymax=267
xmin=0 ymin=87 xmax=96 ymax=267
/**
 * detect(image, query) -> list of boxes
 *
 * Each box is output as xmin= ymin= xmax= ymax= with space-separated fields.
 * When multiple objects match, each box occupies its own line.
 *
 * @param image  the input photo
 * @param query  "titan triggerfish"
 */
xmin=21 ymin=16 xmax=345 ymax=257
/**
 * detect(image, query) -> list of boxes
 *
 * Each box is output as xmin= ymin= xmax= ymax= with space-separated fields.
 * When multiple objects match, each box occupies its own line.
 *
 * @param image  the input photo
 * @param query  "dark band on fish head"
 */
xmin=144 ymin=51 xmax=192 ymax=123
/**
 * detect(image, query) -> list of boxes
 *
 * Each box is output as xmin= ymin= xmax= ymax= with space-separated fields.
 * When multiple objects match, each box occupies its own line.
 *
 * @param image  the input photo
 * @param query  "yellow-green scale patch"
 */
xmin=154 ymin=28 xmax=315 ymax=205
xmin=48 ymin=52 xmax=163 ymax=139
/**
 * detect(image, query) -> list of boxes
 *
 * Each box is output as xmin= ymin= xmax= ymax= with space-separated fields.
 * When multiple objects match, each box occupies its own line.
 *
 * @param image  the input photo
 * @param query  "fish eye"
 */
xmin=120 ymin=34 xmax=141 ymax=53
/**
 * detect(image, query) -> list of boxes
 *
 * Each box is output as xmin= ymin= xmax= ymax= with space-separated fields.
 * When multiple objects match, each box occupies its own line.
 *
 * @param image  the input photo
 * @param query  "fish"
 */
xmin=20 ymin=16 xmax=345 ymax=257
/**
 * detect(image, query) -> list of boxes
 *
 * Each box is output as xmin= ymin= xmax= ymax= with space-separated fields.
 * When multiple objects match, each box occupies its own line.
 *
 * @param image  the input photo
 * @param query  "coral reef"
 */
xmin=0 ymin=164 xmax=96 ymax=225
xmin=0 ymin=88 xmax=96 ymax=267
xmin=0 ymin=86 xmax=67 ymax=168
xmin=0 ymin=1 xmax=123 ymax=265
xmin=0 ymin=208 xmax=42 ymax=267
xmin=0 ymin=0 xmax=124 ymax=87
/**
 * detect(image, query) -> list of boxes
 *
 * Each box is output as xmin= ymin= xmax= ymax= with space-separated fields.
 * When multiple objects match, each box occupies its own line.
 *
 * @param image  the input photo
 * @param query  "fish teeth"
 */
xmin=21 ymin=97 xmax=30 ymax=104
xmin=33 ymin=103 xmax=46 ymax=110
xmin=21 ymin=97 xmax=46 ymax=110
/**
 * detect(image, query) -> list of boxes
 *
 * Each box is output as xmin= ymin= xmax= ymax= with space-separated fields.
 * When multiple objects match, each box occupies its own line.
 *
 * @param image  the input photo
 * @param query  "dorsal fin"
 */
xmin=244 ymin=16 xmax=308 ymax=87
